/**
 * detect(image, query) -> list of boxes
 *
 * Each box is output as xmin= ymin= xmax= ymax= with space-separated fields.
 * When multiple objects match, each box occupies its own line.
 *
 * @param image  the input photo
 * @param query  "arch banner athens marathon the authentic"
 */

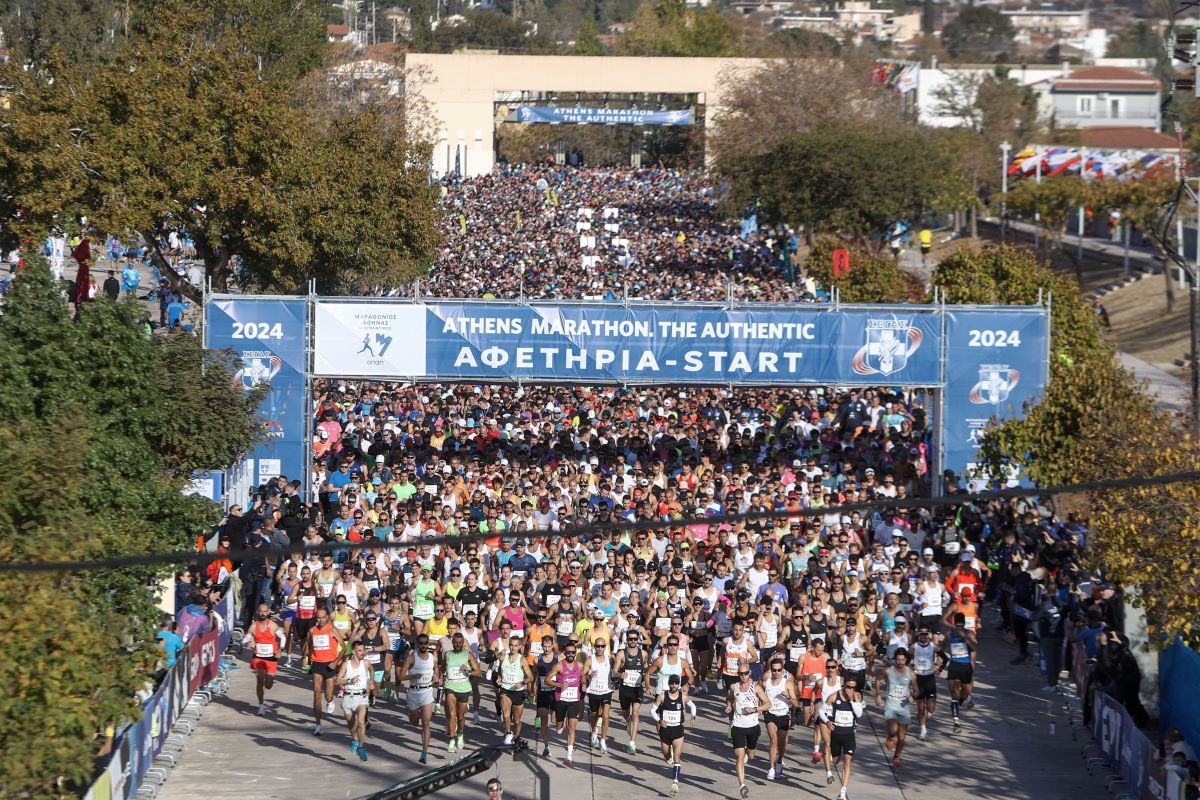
xmin=204 ymin=296 xmax=1049 ymax=498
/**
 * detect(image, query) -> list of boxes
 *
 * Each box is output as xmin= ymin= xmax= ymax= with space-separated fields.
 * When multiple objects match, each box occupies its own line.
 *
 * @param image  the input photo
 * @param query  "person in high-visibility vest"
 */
xmin=918 ymin=229 xmax=933 ymax=266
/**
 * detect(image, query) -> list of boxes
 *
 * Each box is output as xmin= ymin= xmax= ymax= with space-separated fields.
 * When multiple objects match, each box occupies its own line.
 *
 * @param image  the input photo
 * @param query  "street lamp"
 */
xmin=1000 ymin=141 xmax=1012 ymax=239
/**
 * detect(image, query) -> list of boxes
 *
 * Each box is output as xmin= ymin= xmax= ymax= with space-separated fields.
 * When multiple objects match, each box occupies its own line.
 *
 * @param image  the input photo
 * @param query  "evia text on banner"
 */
xmin=311 ymin=301 xmax=946 ymax=385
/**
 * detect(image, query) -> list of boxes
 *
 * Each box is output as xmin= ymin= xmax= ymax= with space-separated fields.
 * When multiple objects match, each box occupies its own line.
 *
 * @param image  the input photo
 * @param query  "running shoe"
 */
xmin=964 ymin=698 xmax=975 ymax=710
xmin=767 ymin=767 xmax=776 ymax=781
xmin=313 ymin=724 xmax=322 ymax=736
xmin=918 ymin=728 xmax=928 ymax=741
xmin=504 ymin=733 xmax=514 ymax=745
xmin=358 ymin=747 xmax=368 ymax=762
xmin=811 ymin=750 xmax=822 ymax=764
xmin=892 ymin=756 xmax=901 ymax=769
xmin=419 ymin=751 xmax=428 ymax=764
xmin=740 ymin=784 xmax=750 ymax=798
xmin=456 ymin=734 xmax=465 ymax=751
xmin=257 ymin=704 xmax=266 ymax=716
xmin=826 ymin=771 xmax=835 ymax=785
xmin=954 ymin=719 xmax=961 ymax=731
xmin=885 ymin=736 xmax=895 ymax=752
xmin=838 ymin=789 xmax=848 ymax=800
xmin=542 ymin=744 xmax=551 ymax=758
xmin=627 ymin=741 xmax=637 ymax=755
xmin=448 ymin=738 xmax=457 ymax=754
xmin=776 ymin=760 xmax=784 ymax=778
xmin=473 ymin=709 xmax=481 ymax=725
xmin=325 ymin=700 xmax=336 ymax=714
xmin=351 ymin=740 xmax=359 ymax=753
xmin=670 ymin=781 xmax=679 ymax=796
xmin=599 ymin=739 xmax=607 ymax=754
xmin=591 ymin=733 xmax=600 ymax=747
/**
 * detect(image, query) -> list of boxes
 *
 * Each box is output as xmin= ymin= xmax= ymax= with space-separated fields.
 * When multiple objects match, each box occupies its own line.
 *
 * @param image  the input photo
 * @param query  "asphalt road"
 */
xmin=156 ymin=612 xmax=1106 ymax=800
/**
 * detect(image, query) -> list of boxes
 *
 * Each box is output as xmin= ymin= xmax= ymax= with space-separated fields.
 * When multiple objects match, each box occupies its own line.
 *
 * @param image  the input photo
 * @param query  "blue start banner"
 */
xmin=205 ymin=298 xmax=309 ymax=492
xmin=942 ymin=309 xmax=1050 ymax=489
xmin=313 ymin=301 xmax=945 ymax=385
xmin=508 ymin=106 xmax=695 ymax=126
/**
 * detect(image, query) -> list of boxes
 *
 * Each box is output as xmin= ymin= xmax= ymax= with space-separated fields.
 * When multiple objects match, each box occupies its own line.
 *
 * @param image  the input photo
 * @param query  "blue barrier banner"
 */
xmin=1160 ymin=637 xmax=1200 ymax=767
xmin=943 ymin=309 xmax=1050 ymax=487
xmin=205 ymin=298 xmax=308 ymax=488
xmin=1092 ymin=691 xmax=1170 ymax=800
xmin=509 ymin=106 xmax=694 ymax=125
xmin=313 ymin=301 xmax=945 ymax=385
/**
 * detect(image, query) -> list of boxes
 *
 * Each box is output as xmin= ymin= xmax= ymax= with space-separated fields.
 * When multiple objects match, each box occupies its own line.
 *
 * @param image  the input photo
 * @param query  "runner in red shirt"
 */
xmin=242 ymin=603 xmax=285 ymax=717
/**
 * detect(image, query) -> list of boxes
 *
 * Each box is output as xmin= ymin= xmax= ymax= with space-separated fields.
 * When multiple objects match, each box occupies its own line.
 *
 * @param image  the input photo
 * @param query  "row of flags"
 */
xmin=1006 ymin=146 xmax=1177 ymax=181
xmin=871 ymin=61 xmax=919 ymax=94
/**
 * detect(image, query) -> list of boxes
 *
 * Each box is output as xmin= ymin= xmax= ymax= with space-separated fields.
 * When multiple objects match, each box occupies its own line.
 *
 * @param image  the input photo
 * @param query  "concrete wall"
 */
xmin=406 ymin=53 xmax=769 ymax=176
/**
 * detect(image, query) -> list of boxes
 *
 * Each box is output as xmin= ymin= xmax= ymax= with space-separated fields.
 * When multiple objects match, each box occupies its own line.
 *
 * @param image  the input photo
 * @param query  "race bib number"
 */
xmin=334 ymin=619 xmax=351 ymax=631
xmin=964 ymin=617 xmax=977 ymax=631
xmin=915 ymin=658 xmax=933 ymax=674
xmin=762 ymin=631 xmax=778 ymax=648
xmin=590 ymin=678 xmax=609 ymax=693
xmin=502 ymin=665 xmax=524 ymax=686
xmin=663 ymin=709 xmax=682 ymax=725
xmin=692 ymin=620 xmax=706 ymax=630
xmin=770 ymin=698 xmax=789 ymax=716
xmin=447 ymin=666 xmax=466 ymax=682
xmin=737 ymin=705 xmax=757 ymax=717
xmin=888 ymin=684 xmax=908 ymax=701
xmin=624 ymin=670 xmax=642 ymax=687
xmin=944 ymin=541 xmax=961 ymax=555
xmin=561 ymin=686 xmax=579 ymax=702
xmin=950 ymin=643 xmax=969 ymax=659
xmin=415 ymin=600 xmax=435 ymax=617
xmin=716 ymin=621 xmax=732 ymax=637
xmin=254 ymin=643 xmax=275 ymax=658
xmin=530 ymin=641 xmax=544 ymax=656
xmin=655 ymin=618 xmax=671 ymax=630
xmin=546 ymin=595 xmax=561 ymax=609
xmin=804 ymin=674 xmax=819 ymax=688
xmin=366 ymin=652 xmax=382 ymax=664
xmin=727 ymin=656 xmax=740 ymax=671
xmin=834 ymin=710 xmax=854 ymax=726
xmin=788 ymin=645 xmax=806 ymax=662
xmin=312 ymin=634 xmax=331 ymax=650
xmin=557 ymin=621 xmax=575 ymax=636
xmin=843 ymin=656 xmax=865 ymax=672
xmin=299 ymin=596 xmax=317 ymax=610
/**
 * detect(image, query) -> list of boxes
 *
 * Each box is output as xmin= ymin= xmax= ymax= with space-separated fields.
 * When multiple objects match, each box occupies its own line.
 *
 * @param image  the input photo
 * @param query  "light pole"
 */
xmin=1000 ymin=141 xmax=1011 ymax=240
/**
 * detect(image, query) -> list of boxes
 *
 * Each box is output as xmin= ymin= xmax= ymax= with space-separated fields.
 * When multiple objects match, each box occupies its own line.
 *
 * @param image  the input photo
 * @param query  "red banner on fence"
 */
xmin=187 ymin=628 xmax=220 ymax=696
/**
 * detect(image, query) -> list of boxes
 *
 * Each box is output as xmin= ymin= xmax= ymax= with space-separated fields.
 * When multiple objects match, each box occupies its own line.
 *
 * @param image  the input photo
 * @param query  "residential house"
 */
xmin=1047 ymin=65 xmax=1160 ymax=130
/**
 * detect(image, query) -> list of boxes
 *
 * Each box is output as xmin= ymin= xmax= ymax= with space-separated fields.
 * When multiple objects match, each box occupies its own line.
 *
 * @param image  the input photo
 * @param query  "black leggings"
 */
xmin=1013 ymin=616 xmax=1030 ymax=656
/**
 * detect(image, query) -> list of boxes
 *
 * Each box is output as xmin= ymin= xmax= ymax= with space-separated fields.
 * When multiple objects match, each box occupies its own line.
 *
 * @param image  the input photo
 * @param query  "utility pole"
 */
xmin=1168 ymin=19 xmax=1200 ymax=437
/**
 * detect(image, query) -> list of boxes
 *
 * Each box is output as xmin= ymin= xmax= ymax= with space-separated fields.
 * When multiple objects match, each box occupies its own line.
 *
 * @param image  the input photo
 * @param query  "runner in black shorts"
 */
xmin=616 ymin=632 xmax=647 ymax=754
xmin=820 ymin=678 xmax=864 ymax=800
xmin=533 ymin=636 xmax=558 ymax=758
xmin=653 ymin=674 xmax=697 ymax=797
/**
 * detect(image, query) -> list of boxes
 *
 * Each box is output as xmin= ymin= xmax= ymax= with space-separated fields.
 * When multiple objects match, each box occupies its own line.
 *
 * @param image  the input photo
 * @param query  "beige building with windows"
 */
xmin=406 ymin=53 xmax=768 ymax=177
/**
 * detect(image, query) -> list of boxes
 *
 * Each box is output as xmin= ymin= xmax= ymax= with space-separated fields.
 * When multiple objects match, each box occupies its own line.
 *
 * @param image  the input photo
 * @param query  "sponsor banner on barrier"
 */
xmin=187 ymin=628 xmax=221 ymax=697
xmin=206 ymin=298 xmax=308 ymax=491
xmin=1092 ymin=691 xmax=1170 ymax=800
xmin=313 ymin=301 xmax=947 ymax=385
xmin=943 ymin=310 xmax=1050 ymax=487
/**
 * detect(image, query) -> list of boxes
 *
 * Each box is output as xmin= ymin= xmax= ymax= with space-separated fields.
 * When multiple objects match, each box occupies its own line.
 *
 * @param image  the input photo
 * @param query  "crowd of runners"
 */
xmin=422 ymin=165 xmax=817 ymax=303
xmin=209 ymin=165 xmax=1109 ymax=798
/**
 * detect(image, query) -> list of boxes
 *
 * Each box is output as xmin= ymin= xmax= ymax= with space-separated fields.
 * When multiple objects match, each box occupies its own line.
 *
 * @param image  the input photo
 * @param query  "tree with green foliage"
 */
xmin=0 ymin=0 xmax=440 ymax=296
xmin=769 ymin=27 xmax=841 ymax=56
xmin=617 ymin=0 xmax=736 ymax=57
xmin=0 ymin=0 xmax=122 ymax=71
xmin=572 ymin=18 xmax=607 ymax=55
xmin=934 ymin=244 xmax=1200 ymax=644
xmin=432 ymin=9 xmax=553 ymax=51
xmin=722 ymin=121 xmax=965 ymax=248
xmin=941 ymin=7 xmax=1015 ymax=61
xmin=0 ymin=257 xmax=263 ymax=795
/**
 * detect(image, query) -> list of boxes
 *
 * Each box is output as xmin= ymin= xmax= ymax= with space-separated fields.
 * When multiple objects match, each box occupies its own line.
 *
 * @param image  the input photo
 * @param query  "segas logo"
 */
xmin=852 ymin=318 xmax=923 ymax=377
